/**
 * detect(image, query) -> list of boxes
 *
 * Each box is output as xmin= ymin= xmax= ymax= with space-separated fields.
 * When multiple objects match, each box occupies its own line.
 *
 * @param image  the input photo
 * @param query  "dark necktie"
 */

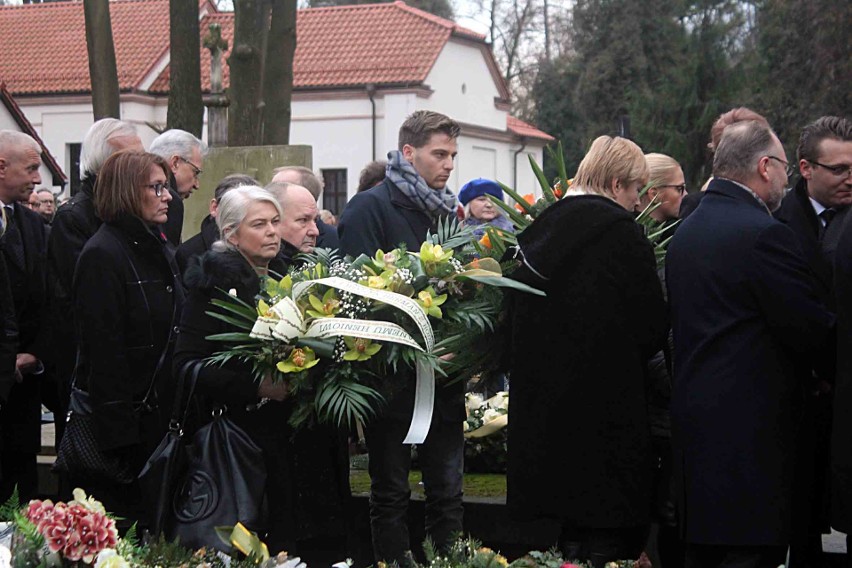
xmin=3 ymin=205 xmax=25 ymax=269
xmin=819 ymin=208 xmax=836 ymax=241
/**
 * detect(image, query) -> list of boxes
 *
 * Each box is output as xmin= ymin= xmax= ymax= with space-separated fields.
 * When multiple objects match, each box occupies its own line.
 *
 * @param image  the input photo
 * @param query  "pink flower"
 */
xmin=560 ymin=564 xmax=583 ymax=568
xmin=25 ymin=499 xmax=55 ymax=526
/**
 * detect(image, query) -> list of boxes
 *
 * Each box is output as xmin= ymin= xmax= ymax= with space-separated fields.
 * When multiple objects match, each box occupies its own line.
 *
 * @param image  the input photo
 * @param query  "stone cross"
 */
xmin=203 ymin=23 xmax=230 ymax=147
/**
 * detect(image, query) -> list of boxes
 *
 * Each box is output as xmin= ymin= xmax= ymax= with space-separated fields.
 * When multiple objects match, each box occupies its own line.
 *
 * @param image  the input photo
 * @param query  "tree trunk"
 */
xmin=228 ymin=0 xmax=267 ymax=146
xmin=83 ymin=0 xmax=120 ymax=119
xmin=261 ymin=0 xmax=296 ymax=145
xmin=167 ymin=0 xmax=203 ymax=136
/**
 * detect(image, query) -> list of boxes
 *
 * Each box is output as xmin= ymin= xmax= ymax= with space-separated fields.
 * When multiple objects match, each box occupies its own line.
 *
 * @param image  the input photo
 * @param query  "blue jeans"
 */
xmin=366 ymin=414 xmax=464 ymax=565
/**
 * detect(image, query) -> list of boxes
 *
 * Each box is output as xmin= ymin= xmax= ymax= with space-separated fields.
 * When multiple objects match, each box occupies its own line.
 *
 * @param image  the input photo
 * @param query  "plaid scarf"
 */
xmin=386 ymin=150 xmax=457 ymax=219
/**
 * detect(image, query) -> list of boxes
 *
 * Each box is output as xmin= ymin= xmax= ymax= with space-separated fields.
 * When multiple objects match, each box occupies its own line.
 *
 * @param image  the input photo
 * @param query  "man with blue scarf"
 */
xmin=338 ymin=111 xmax=463 ymax=567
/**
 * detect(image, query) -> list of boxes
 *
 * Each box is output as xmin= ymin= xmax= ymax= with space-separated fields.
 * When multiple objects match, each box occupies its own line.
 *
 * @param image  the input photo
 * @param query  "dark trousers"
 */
xmin=0 ymin=450 xmax=37 ymax=501
xmin=684 ymin=543 xmax=787 ymax=568
xmin=366 ymin=413 xmax=464 ymax=565
xmin=559 ymin=525 xmax=647 ymax=568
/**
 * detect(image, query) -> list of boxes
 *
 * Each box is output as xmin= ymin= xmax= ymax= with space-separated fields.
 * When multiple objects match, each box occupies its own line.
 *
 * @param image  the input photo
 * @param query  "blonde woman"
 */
xmin=505 ymin=135 xmax=667 ymax=567
xmin=638 ymin=153 xmax=685 ymax=222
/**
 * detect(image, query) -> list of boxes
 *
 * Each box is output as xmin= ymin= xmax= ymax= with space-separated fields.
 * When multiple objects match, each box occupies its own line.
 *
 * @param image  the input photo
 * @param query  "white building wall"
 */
xmin=423 ymin=40 xmax=506 ymax=131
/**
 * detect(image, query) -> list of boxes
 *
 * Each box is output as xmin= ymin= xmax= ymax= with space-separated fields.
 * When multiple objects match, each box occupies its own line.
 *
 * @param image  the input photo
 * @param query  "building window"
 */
xmin=68 ymin=143 xmax=81 ymax=196
xmin=321 ymin=168 xmax=348 ymax=216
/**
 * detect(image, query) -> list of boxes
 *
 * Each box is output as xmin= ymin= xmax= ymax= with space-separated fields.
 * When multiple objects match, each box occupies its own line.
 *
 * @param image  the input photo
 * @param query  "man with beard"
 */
xmin=667 ymin=120 xmax=835 ymax=568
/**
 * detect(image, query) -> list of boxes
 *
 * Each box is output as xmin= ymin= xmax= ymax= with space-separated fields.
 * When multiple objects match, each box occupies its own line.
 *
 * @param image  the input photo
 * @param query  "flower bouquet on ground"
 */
xmin=463 ymin=391 xmax=508 ymax=438
xmin=204 ymin=219 xmax=543 ymax=437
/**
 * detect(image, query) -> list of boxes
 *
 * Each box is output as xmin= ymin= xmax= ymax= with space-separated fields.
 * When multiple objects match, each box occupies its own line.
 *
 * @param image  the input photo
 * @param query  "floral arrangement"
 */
xmin=371 ymin=537 xmax=641 ymax=568
xmin=464 ymin=391 xmax=508 ymax=438
xmin=9 ymin=488 xmax=118 ymax=566
xmin=205 ymin=219 xmax=542 ymax=435
xmin=480 ymin=141 xmax=677 ymax=267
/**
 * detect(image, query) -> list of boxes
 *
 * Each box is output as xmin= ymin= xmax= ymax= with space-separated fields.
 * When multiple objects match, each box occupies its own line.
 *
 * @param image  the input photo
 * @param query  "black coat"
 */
xmin=504 ymin=194 xmax=666 ymax=526
xmin=73 ymin=214 xmax=184 ymax=456
xmin=162 ymin=184 xmax=183 ymax=246
xmin=831 ymin=210 xmax=852 ymax=532
xmin=774 ymin=177 xmax=842 ymax=538
xmin=338 ymin=178 xmax=464 ymax=422
xmin=174 ymin=250 xmax=348 ymax=550
xmin=667 ymin=178 xmax=834 ymax=545
xmin=0 ymin=202 xmax=49 ymax=454
xmin=175 ymin=214 xmax=218 ymax=278
xmin=48 ymin=176 xmax=101 ymax=389
xmin=0 ymin=244 xmax=17 ymax=403
xmin=316 ymin=218 xmax=339 ymax=250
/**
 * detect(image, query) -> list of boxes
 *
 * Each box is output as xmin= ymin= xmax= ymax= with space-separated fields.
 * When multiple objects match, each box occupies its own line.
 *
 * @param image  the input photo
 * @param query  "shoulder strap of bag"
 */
xmin=169 ymin=360 xmax=203 ymax=433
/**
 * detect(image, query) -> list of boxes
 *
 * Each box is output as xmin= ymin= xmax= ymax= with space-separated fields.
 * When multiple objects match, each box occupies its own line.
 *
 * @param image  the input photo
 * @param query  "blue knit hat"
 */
xmin=458 ymin=178 xmax=503 ymax=206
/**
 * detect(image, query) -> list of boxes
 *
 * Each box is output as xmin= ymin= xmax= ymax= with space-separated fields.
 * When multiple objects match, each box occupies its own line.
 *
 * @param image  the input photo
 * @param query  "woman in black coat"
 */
xmin=173 ymin=186 xmax=304 ymax=554
xmin=505 ymin=136 xmax=667 ymax=568
xmin=70 ymin=151 xmax=184 ymax=522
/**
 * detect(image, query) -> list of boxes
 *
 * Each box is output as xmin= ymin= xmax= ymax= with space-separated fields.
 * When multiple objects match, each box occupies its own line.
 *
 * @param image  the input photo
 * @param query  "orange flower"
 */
xmin=479 ymin=233 xmax=492 ymax=249
xmin=514 ymin=193 xmax=535 ymax=212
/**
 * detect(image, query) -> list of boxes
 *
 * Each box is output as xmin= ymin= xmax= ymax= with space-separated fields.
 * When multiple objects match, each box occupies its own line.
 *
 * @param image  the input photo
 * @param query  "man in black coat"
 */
xmin=149 ymin=129 xmax=207 ymax=246
xmin=774 ymin=116 xmax=852 ymax=568
xmin=175 ymin=173 xmax=258 ymax=277
xmin=48 ymin=119 xmax=142 ymax=451
xmin=271 ymin=166 xmax=339 ymax=250
xmin=0 ymin=130 xmax=51 ymax=501
xmin=338 ymin=111 xmax=462 ymax=566
xmin=667 ymin=120 xmax=835 ymax=568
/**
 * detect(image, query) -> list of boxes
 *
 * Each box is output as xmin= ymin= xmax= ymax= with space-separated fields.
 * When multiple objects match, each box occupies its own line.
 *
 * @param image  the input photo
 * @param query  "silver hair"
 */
xmin=78 ymin=118 xmax=137 ymax=178
xmin=212 ymin=185 xmax=283 ymax=253
xmin=0 ymin=130 xmax=41 ymax=159
xmin=148 ymin=129 xmax=207 ymax=162
xmin=713 ymin=121 xmax=777 ymax=182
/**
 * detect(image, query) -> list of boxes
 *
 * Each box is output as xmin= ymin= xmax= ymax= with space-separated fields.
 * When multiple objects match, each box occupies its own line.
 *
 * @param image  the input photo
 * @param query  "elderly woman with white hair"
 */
xmin=173 ymin=185 xmax=304 ymax=552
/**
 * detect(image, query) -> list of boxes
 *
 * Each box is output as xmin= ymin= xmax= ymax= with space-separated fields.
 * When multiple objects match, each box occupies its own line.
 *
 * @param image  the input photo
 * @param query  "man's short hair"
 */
xmin=272 ymin=166 xmax=322 ymax=200
xmin=0 ymin=130 xmax=41 ymax=161
xmin=357 ymin=160 xmax=387 ymax=193
xmin=708 ymin=107 xmax=769 ymax=153
xmin=149 ymin=129 xmax=207 ymax=162
xmin=79 ymin=118 xmax=137 ymax=178
xmin=713 ymin=121 xmax=776 ymax=181
xmin=797 ymin=116 xmax=852 ymax=162
xmin=214 ymin=173 xmax=259 ymax=202
xmin=36 ymin=188 xmax=54 ymax=197
xmin=398 ymin=111 xmax=461 ymax=150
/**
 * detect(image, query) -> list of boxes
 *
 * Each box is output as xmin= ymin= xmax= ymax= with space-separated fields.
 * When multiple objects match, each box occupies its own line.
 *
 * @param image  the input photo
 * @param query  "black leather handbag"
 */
xmin=140 ymin=361 xmax=268 ymax=550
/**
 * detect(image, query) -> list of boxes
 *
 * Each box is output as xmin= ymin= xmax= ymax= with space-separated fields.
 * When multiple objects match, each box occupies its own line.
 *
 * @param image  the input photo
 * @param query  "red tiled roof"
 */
xmin=0 ymin=83 xmax=66 ymax=184
xmin=0 ymin=0 xmax=170 ymax=95
xmin=508 ymin=116 xmax=554 ymax=142
xmin=0 ymin=0 xmax=489 ymax=96
xmin=150 ymin=1 xmax=487 ymax=93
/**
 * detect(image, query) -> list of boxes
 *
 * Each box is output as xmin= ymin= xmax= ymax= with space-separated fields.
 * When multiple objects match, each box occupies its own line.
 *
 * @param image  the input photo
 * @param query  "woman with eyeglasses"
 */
xmin=64 ymin=150 xmax=184 ymax=525
xmin=638 ymin=153 xmax=685 ymax=222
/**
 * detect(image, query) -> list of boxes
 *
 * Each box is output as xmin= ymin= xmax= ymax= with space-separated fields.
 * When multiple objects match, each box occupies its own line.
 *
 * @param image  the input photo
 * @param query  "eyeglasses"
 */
xmin=656 ymin=183 xmax=687 ymax=194
xmin=146 ymin=182 xmax=171 ymax=197
xmin=809 ymin=160 xmax=852 ymax=178
xmin=765 ymin=155 xmax=794 ymax=177
xmin=179 ymin=156 xmax=203 ymax=178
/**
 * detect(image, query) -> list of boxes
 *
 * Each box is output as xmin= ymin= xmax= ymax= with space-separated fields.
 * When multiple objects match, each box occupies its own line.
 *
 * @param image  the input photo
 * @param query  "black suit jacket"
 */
xmin=0 ymin=202 xmax=49 ymax=453
xmin=667 ymin=178 xmax=834 ymax=545
xmin=162 ymin=183 xmax=183 ymax=246
xmin=775 ymin=177 xmax=847 ymax=309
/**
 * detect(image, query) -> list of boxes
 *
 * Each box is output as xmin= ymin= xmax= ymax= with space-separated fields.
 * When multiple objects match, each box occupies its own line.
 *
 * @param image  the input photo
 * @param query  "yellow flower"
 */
xmin=366 ymin=275 xmax=387 ymax=289
xmin=343 ymin=337 xmax=382 ymax=361
xmin=415 ymin=286 xmax=447 ymax=319
xmin=418 ymin=241 xmax=453 ymax=263
xmin=307 ymin=288 xmax=340 ymax=319
xmin=277 ymin=347 xmax=320 ymax=373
